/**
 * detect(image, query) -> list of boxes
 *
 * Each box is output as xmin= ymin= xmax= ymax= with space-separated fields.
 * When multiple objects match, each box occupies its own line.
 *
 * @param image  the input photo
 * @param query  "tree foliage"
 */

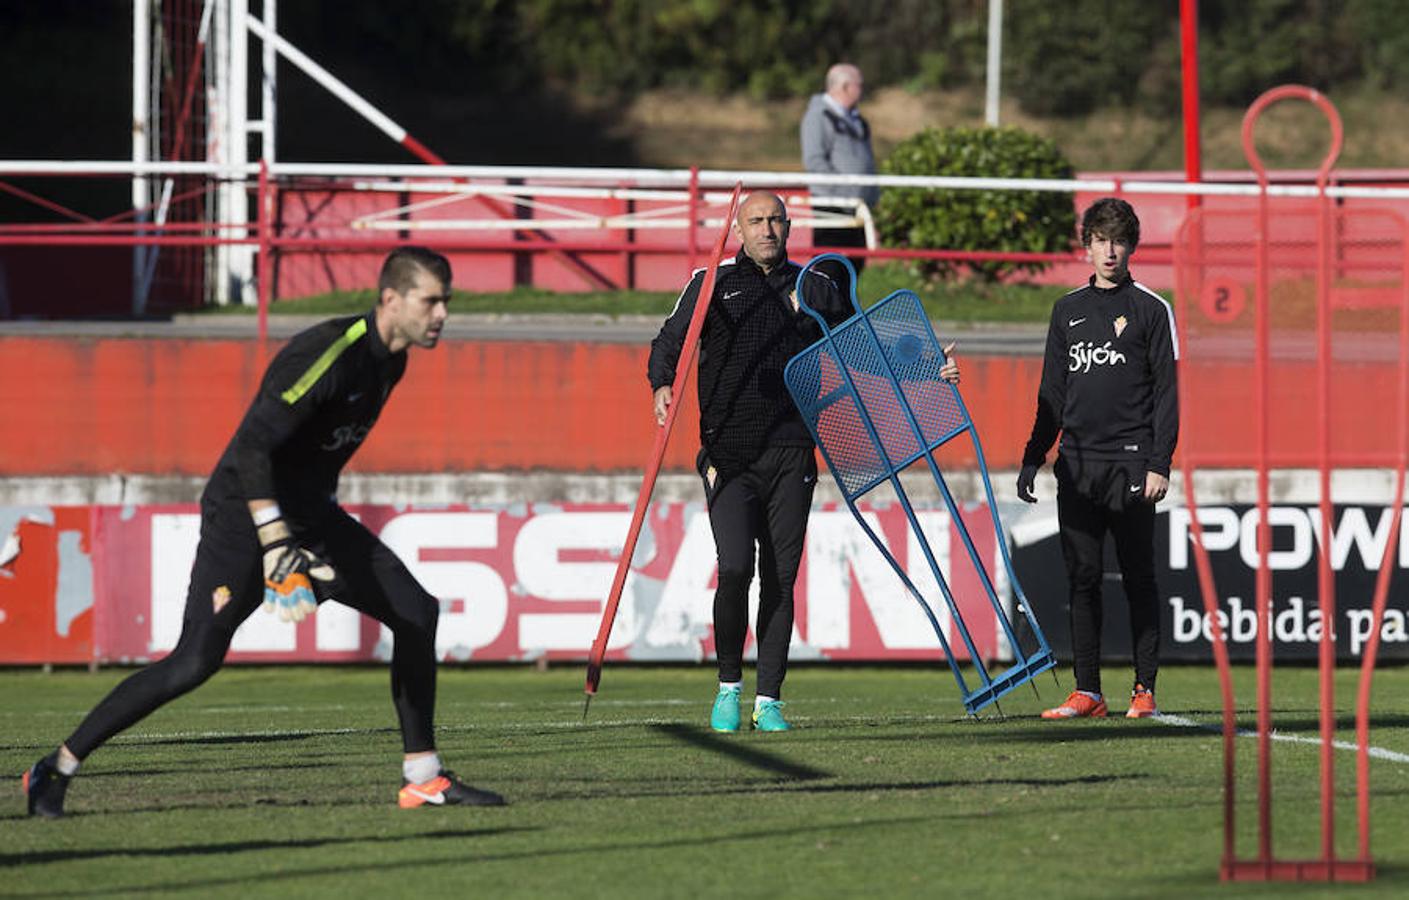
xmin=277 ymin=0 xmax=1409 ymax=105
xmin=1005 ymin=0 xmax=1390 ymax=116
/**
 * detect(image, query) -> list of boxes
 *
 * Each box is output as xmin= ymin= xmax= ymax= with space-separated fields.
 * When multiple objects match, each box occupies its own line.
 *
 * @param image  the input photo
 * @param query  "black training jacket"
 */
xmin=1022 ymin=274 xmax=1180 ymax=476
xmin=648 ymin=251 xmax=849 ymax=474
xmin=202 ymin=309 xmax=407 ymax=515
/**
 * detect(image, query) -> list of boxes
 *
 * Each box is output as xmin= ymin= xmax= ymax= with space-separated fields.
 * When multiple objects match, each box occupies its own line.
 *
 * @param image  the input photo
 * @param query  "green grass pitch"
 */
xmin=4 ymin=663 xmax=1407 ymax=898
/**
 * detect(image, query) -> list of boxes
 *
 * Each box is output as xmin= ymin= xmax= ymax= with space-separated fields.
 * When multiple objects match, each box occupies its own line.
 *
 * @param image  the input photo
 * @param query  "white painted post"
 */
xmin=210 ymin=0 xmax=231 ymax=304
xmin=985 ymin=0 xmax=1003 ymax=127
xmin=261 ymin=0 xmax=276 ymax=166
xmin=256 ymin=0 xmax=277 ymax=310
xmin=132 ymin=0 xmax=151 ymax=314
xmin=208 ymin=0 xmax=256 ymax=306
xmin=226 ymin=0 xmax=256 ymax=305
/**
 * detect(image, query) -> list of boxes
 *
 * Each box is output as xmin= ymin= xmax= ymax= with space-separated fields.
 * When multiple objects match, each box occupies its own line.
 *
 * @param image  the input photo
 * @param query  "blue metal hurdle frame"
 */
xmin=784 ymin=254 xmax=1056 ymax=715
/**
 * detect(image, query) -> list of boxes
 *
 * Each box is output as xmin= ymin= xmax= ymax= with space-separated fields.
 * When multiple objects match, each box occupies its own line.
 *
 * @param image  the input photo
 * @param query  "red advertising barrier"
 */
xmin=0 ymin=502 xmax=1001 ymax=666
xmin=0 ymin=508 xmax=95 ymax=664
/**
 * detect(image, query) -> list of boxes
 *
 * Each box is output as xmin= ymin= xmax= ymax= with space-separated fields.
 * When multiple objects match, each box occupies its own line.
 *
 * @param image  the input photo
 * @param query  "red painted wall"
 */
xmin=0 ymin=336 xmax=1050 ymax=475
xmin=2 ymin=334 xmax=1403 ymax=475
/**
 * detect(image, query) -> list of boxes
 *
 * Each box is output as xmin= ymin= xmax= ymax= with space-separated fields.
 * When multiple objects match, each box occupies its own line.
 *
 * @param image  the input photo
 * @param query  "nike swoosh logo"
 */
xmin=405 ymin=786 xmax=445 ymax=805
xmin=1069 ymin=317 xmax=1086 ymax=327
xmin=1130 ymin=484 xmax=1143 ymax=493
xmin=723 ymin=290 xmax=743 ymax=299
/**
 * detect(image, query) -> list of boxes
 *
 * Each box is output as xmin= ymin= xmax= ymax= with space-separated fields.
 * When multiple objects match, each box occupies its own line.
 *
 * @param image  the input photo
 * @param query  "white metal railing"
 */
xmin=8 ymin=160 xmax=1409 ymax=200
xmin=344 ymin=185 xmax=871 ymax=242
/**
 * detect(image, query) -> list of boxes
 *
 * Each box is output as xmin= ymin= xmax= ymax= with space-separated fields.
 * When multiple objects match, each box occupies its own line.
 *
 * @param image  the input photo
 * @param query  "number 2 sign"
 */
xmin=1200 ymin=277 xmax=1246 ymax=323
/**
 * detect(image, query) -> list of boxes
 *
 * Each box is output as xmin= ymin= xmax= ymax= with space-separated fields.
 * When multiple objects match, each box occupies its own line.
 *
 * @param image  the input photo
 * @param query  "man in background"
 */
xmin=800 ymin=63 xmax=879 ymax=275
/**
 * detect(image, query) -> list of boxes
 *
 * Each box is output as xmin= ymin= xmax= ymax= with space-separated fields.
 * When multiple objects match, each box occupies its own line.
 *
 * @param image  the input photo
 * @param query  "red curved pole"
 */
xmin=1238 ymin=84 xmax=1346 ymax=879
xmin=582 ymin=183 xmax=742 ymax=709
xmin=1241 ymin=88 xmax=1277 ymax=871
xmin=1354 ymin=211 xmax=1409 ymax=868
xmin=1174 ymin=211 xmax=1240 ymax=871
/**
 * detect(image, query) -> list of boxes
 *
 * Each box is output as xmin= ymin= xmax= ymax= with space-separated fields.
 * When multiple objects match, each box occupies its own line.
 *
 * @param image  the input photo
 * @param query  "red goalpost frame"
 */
xmin=1180 ymin=85 xmax=1402 ymax=883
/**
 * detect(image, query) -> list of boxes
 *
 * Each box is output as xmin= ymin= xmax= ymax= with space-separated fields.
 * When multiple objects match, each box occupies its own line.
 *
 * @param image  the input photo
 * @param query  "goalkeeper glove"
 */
xmin=254 ymin=508 xmax=337 ymax=623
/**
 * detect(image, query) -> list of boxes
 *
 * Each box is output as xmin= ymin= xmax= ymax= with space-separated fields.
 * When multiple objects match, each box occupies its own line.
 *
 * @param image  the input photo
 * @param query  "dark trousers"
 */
xmin=812 ymin=204 xmax=868 ymax=277
xmin=700 ymin=446 xmax=817 ymax=698
xmin=66 ymin=503 xmax=441 ymax=759
xmin=1054 ymin=455 xmax=1161 ymax=695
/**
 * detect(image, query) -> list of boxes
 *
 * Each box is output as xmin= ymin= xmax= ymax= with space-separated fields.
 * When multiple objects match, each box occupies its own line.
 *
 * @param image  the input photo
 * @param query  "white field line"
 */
xmin=1156 ymin=713 xmax=1409 ymax=765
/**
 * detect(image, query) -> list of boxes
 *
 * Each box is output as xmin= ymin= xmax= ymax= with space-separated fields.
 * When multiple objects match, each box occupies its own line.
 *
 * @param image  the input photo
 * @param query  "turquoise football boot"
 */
xmin=710 ymin=685 xmax=742 ymax=732
xmin=751 ymin=699 xmax=790 ymax=732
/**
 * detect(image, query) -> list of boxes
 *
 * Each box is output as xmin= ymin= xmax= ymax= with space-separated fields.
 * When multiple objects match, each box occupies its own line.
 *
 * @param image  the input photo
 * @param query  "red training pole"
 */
xmin=1312 ymin=117 xmax=1336 ymax=868
xmin=1174 ymin=212 xmax=1240 ymax=873
xmin=1180 ymin=0 xmax=1202 ymax=212
xmin=583 ymin=182 xmax=742 ymax=709
xmin=1241 ymin=97 xmax=1275 ymax=868
xmin=1354 ymin=228 xmax=1409 ymax=868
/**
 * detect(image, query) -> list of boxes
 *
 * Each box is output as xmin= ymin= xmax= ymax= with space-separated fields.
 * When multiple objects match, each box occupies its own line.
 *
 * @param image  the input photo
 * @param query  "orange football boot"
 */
xmin=399 ymin=770 xmax=507 ymax=809
xmin=1125 ymin=684 xmax=1158 ymax=719
xmin=1041 ymin=691 xmax=1108 ymax=719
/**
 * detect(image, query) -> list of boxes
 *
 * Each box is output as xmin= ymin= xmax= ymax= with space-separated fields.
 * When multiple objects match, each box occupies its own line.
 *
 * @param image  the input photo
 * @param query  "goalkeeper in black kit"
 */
xmin=23 ymin=247 xmax=507 ymax=817
xmin=1017 ymin=198 xmax=1179 ymax=720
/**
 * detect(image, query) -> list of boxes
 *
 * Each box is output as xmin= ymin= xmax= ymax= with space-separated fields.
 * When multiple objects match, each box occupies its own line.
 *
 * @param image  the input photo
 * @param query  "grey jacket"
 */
xmin=800 ymin=93 xmax=878 ymax=206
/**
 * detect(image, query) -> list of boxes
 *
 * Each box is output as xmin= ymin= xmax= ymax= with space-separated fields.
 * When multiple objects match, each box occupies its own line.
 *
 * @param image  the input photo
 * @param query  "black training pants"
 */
xmin=1054 ymin=455 xmax=1161 ymax=695
xmin=66 ymin=501 xmax=440 ymax=758
xmin=700 ymin=446 xmax=817 ymax=699
xmin=812 ymin=205 xmax=867 ymax=277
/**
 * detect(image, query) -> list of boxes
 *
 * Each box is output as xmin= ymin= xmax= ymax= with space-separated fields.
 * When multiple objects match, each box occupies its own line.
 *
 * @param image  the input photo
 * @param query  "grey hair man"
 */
xmin=800 ymin=63 xmax=878 ymax=273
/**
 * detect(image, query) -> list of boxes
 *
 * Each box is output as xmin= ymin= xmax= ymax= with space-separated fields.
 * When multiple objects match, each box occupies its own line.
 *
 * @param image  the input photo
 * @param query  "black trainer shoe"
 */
xmin=23 ymin=752 xmax=70 ymax=818
xmin=398 ymin=769 xmax=506 ymax=808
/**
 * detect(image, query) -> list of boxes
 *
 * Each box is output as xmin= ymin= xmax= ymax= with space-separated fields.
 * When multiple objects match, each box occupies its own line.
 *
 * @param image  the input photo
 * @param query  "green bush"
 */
xmin=876 ymin=126 xmax=1076 ymax=281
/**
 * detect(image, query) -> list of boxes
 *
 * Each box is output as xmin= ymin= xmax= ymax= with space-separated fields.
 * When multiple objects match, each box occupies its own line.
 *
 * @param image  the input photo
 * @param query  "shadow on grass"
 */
xmin=1170 ymin=710 xmax=1409 ymax=733
xmin=0 ymin=825 xmax=537 ymax=868
xmin=0 ymin=795 xmax=422 ymax=821
xmin=1 ymin=727 xmax=397 ymax=755
xmin=994 ymin=720 xmax=1215 ymax=743
xmin=651 ymin=723 xmax=831 ymax=780
xmin=132 ymin=728 xmax=399 ymax=747
xmin=534 ymin=771 xmax=1137 ymax=804
xmin=1067 ymin=709 xmax=1409 ymax=740
xmin=37 ymin=763 xmax=349 ymax=780
xmin=1138 ymin=709 xmax=1409 ymax=732
xmin=4 ymin=816 xmax=932 ymax=896
xmin=0 ymin=771 xmax=1145 ymax=823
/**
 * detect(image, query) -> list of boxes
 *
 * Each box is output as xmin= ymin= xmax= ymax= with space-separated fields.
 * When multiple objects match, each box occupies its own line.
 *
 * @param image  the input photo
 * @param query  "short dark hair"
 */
xmin=378 ymin=246 xmax=451 ymax=296
xmin=1080 ymin=197 xmax=1140 ymax=248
